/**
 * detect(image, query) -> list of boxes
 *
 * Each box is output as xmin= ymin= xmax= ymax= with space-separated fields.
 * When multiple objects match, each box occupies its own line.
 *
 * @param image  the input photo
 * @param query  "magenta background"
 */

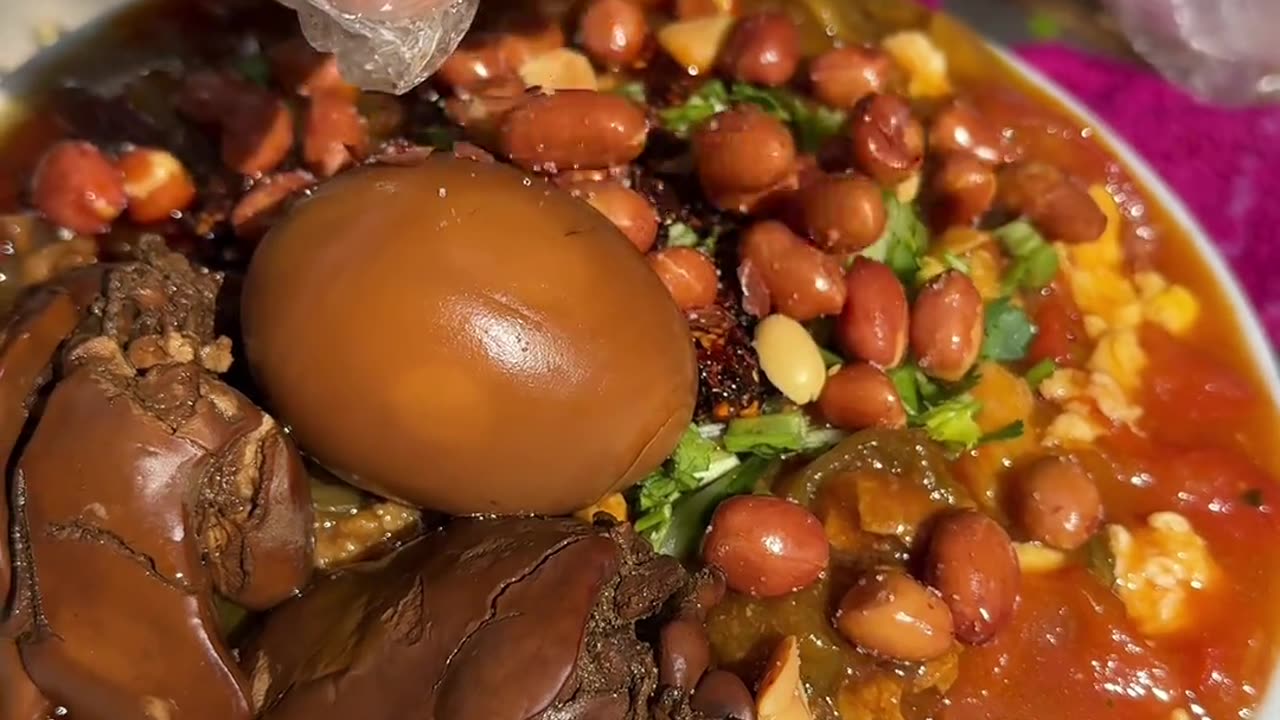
xmin=921 ymin=1 xmax=1280 ymax=347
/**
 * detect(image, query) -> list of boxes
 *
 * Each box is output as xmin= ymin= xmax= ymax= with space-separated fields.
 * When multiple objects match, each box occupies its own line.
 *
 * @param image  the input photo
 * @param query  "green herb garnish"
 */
xmin=658 ymin=81 xmax=846 ymax=151
xmin=981 ymin=297 xmax=1037 ymax=362
xmin=658 ymin=80 xmax=732 ymax=137
xmin=917 ymin=396 xmax=985 ymax=450
xmin=1025 ymin=358 xmax=1057 ymax=388
xmin=862 ymin=194 xmax=929 ymax=285
xmin=665 ymin=221 xmax=719 ymax=254
xmin=722 ymin=412 xmax=844 ymax=457
xmin=650 ymin=456 xmax=777 ymax=558
xmin=633 ymin=425 xmax=739 ymax=541
xmin=888 ymin=364 xmax=1023 ymax=452
xmin=996 ymin=218 xmax=1060 ymax=292
xmin=613 ymin=80 xmax=647 ymax=104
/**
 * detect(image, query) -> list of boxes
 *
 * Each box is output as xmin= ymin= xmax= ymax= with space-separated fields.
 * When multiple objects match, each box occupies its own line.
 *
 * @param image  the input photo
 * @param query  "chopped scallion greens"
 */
xmin=665 ymin=221 xmax=719 ymax=254
xmin=980 ymin=420 xmax=1026 ymax=444
xmin=981 ymin=297 xmax=1037 ymax=362
xmin=613 ymin=80 xmax=646 ymax=104
xmin=650 ymin=456 xmax=777 ymax=558
xmin=722 ymin=412 xmax=844 ymax=456
xmin=819 ymin=346 xmax=844 ymax=369
xmin=657 ymin=81 xmax=846 ymax=151
xmin=888 ymin=363 xmax=1023 ymax=452
xmin=1025 ymin=358 xmax=1057 ymax=387
xmin=996 ymin=218 xmax=1060 ymax=292
xmin=918 ymin=396 xmax=984 ymax=450
xmin=633 ymin=425 xmax=738 ymax=540
xmin=862 ymin=194 xmax=929 ymax=285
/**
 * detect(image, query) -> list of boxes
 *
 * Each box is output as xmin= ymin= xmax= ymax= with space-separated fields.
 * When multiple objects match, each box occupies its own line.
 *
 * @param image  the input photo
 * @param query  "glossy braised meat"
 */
xmin=0 ymin=239 xmax=314 ymax=720
xmin=241 ymin=517 xmax=731 ymax=720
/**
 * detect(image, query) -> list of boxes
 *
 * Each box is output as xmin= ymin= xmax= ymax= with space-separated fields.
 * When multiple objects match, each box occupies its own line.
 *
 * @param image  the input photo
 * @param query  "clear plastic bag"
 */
xmin=1102 ymin=0 xmax=1280 ymax=105
xmin=279 ymin=0 xmax=479 ymax=94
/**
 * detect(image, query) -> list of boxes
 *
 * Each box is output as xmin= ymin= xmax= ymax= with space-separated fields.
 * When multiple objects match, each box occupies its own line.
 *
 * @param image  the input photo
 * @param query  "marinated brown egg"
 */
xmin=241 ymin=155 xmax=697 ymax=515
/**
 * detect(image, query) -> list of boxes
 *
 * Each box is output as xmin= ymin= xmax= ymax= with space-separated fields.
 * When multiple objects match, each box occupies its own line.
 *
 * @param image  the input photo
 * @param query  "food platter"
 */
xmin=2 ymin=1 xmax=1279 ymax=719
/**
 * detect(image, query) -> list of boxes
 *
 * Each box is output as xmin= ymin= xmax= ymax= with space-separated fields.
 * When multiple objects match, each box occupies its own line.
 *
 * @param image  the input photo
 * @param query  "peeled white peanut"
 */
xmin=754 ymin=314 xmax=827 ymax=405
xmin=756 ymin=636 xmax=814 ymax=720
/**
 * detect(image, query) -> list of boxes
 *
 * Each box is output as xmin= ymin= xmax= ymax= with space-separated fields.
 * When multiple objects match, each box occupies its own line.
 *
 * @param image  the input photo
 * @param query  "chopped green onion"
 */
xmin=613 ymin=80 xmax=646 ymax=104
xmin=996 ymin=218 xmax=1060 ymax=292
xmin=862 ymin=194 xmax=929 ymax=285
xmin=657 ymin=81 xmax=846 ymax=151
xmin=819 ymin=346 xmax=844 ymax=369
xmin=1025 ymin=359 xmax=1057 ymax=388
xmin=918 ymin=396 xmax=984 ymax=450
xmin=980 ymin=420 xmax=1026 ymax=444
xmin=651 ymin=456 xmax=777 ymax=558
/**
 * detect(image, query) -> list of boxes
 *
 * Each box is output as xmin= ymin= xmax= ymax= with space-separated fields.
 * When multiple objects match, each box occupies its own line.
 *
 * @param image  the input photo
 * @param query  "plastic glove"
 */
xmin=279 ymin=0 xmax=479 ymax=94
xmin=1102 ymin=0 xmax=1280 ymax=105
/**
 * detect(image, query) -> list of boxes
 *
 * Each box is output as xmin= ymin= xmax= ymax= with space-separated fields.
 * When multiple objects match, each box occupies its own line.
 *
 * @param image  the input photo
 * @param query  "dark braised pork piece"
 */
xmin=242 ymin=517 xmax=732 ymax=720
xmin=0 ymin=239 xmax=314 ymax=720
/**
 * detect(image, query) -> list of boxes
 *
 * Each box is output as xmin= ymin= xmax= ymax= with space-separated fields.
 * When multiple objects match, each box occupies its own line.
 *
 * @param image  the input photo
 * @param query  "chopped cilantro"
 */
xmin=943 ymin=253 xmax=971 ymax=274
xmin=888 ymin=364 xmax=1021 ymax=452
xmin=650 ymin=456 xmax=777 ymax=558
xmin=888 ymin=365 xmax=922 ymax=416
xmin=657 ymin=81 xmax=846 ymax=151
xmin=235 ymin=54 xmax=271 ymax=86
xmin=994 ymin=218 xmax=1042 ymax=255
xmin=794 ymin=104 xmax=847 ymax=152
xmin=722 ymin=412 xmax=844 ymax=456
xmin=996 ymin=218 xmax=1060 ymax=292
xmin=633 ymin=425 xmax=739 ymax=542
xmin=918 ymin=396 xmax=984 ymax=450
xmin=665 ymin=221 xmax=719 ymax=254
xmin=980 ymin=420 xmax=1026 ymax=444
xmin=613 ymin=80 xmax=647 ymax=104
xmin=1025 ymin=358 xmax=1057 ymax=388
xmin=981 ymin=297 xmax=1037 ymax=362
xmin=658 ymin=80 xmax=731 ymax=137
xmin=862 ymin=194 xmax=929 ymax=285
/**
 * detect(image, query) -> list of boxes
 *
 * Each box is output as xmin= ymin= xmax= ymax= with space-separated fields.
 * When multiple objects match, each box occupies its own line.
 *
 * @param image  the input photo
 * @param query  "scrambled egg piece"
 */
xmin=1135 ymin=271 xmax=1201 ymax=336
xmin=1107 ymin=512 xmax=1217 ymax=636
xmin=1060 ymin=187 xmax=1201 ymax=341
xmin=881 ymin=31 xmax=951 ymax=98
xmin=1045 ymin=187 xmax=1202 ymax=441
xmin=1040 ymin=367 xmax=1141 ymax=446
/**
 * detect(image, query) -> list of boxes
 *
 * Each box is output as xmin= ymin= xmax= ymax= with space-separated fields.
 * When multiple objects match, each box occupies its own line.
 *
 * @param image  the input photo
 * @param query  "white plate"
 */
xmin=2 ymin=0 xmax=1279 ymax=716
